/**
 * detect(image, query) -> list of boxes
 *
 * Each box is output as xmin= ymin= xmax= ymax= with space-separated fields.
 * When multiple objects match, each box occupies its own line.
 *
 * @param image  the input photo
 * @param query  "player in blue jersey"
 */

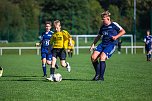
xmin=89 ymin=11 xmax=126 ymax=81
xmin=144 ymin=30 xmax=152 ymax=61
xmin=36 ymin=21 xmax=58 ymax=77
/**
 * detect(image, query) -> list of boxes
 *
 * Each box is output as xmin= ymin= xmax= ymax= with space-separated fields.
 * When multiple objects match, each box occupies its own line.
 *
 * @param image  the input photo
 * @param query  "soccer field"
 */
xmin=0 ymin=54 xmax=152 ymax=101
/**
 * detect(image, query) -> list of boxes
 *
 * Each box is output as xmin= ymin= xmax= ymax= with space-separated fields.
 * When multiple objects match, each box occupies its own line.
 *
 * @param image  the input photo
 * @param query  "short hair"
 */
xmin=54 ymin=20 xmax=60 ymax=25
xmin=45 ymin=21 xmax=52 ymax=26
xmin=54 ymin=20 xmax=61 ymax=26
xmin=101 ymin=10 xmax=111 ymax=17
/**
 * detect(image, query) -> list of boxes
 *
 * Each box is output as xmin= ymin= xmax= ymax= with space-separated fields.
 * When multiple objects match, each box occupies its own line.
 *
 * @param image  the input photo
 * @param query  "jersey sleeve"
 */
xmin=62 ymin=30 xmax=72 ymax=40
xmin=113 ymin=22 xmax=123 ymax=32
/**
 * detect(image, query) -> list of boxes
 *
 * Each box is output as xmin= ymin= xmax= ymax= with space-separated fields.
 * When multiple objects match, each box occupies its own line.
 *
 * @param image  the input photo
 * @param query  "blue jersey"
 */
xmin=40 ymin=31 xmax=53 ymax=60
xmin=99 ymin=22 xmax=122 ymax=45
xmin=144 ymin=35 xmax=152 ymax=52
xmin=144 ymin=35 xmax=152 ymax=46
xmin=41 ymin=31 xmax=53 ymax=47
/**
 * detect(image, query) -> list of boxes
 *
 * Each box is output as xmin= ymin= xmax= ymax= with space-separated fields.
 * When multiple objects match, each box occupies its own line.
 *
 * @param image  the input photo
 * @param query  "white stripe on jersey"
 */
xmin=113 ymin=22 xmax=123 ymax=30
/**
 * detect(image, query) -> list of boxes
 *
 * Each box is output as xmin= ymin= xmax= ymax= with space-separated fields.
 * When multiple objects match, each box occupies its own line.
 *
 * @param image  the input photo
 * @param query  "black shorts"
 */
xmin=52 ymin=48 xmax=66 ymax=60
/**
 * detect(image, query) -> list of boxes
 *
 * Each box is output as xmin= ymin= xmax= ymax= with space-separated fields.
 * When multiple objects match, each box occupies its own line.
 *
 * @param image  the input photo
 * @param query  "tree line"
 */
xmin=0 ymin=0 xmax=151 ymax=42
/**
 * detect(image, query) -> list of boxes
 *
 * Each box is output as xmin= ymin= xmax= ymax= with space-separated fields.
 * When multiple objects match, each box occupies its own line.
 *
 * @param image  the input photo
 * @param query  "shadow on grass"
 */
xmin=1 ymin=75 xmax=93 ymax=82
xmin=0 ymin=75 xmax=45 ymax=81
xmin=2 ymin=75 xmax=41 ymax=77
xmin=62 ymin=78 xmax=92 ymax=81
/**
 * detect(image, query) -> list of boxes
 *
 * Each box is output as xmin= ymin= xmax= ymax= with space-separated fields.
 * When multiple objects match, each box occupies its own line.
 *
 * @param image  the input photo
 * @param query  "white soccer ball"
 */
xmin=0 ymin=67 xmax=3 ymax=77
xmin=54 ymin=73 xmax=62 ymax=82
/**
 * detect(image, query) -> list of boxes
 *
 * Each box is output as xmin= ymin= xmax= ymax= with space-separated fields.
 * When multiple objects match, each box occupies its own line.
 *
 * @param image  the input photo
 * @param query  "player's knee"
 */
xmin=100 ymin=53 xmax=106 ymax=61
xmin=60 ymin=61 xmax=66 ymax=67
xmin=91 ymin=55 xmax=96 ymax=62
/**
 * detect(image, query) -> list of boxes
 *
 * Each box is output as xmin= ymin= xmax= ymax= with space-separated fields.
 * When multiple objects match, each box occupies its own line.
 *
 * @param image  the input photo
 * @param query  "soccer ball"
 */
xmin=54 ymin=73 xmax=62 ymax=82
xmin=0 ymin=66 xmax=3 ymax=77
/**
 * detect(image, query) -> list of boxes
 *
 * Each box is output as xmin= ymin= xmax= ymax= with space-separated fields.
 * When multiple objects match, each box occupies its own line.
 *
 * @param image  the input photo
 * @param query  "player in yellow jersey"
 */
xmin=67 ymin=39 xmax=75 ymax=58
xmin=47 ymin=20 xmax=72 ymax=81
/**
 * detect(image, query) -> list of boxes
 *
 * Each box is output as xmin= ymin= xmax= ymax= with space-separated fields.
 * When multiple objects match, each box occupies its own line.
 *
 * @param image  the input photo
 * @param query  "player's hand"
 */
xmin=69 ymin=42 xmax=73 ymax=46
xmin=89 ymin=44 xmax=95 ymax=52
xmin=112 ymin=36 xmax=118 ymax=40
xmin=35 ymin=43 xmax=40 ymax=47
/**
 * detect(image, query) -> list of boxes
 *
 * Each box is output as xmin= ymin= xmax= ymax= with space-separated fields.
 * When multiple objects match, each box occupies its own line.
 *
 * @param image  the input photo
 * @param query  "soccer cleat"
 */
xmin=99 ymin=77 xmax=104 ymax=81
xmin=46 ymin=75 xmax=55 ymax=81
xmin=0 ymin=66 xmax=3 ymax=77
xmin=66 ymin=62 xmax=71 ymax=72
xmin=92 ymin=75 xmax=100 ymax=81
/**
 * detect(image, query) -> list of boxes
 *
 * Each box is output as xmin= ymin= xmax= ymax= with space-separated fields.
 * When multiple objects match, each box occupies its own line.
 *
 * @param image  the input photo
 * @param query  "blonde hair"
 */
xmin=101 ymin=10 xmax=111 ymax=17
xmin=54 ymin=20 xmax=61 ymax=26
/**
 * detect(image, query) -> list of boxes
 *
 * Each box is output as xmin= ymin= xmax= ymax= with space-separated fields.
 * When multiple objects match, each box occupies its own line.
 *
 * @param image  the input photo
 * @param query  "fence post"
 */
xmin=0 ymin=49 xmax=2 ymax=55
xmin=19 ymin=48 xmax=21 ymax=55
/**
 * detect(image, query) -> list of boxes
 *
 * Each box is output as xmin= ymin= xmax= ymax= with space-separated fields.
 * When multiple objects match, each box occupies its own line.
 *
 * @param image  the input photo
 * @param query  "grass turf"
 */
xmin=0 ymin=54 xmax=152 ymax=101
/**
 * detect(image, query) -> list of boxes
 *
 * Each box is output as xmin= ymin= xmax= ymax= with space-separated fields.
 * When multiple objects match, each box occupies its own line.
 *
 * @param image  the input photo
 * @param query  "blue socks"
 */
xmin=92 ymin=61 xmax=100 ymax=76
xmin=50 ymin=68 xmax=55 ymax=77
xmin=100 ymin=61 xmax=106 ymax=80
xmin=42 ymin=64 xmax=46 ymax=76
xmin=147 ymin=54 xmax=151 ymax=61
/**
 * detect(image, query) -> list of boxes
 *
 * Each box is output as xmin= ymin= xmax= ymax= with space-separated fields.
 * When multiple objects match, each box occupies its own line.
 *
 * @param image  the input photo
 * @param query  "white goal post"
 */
xmin=72 ymin=34 xmax=134 ymax=55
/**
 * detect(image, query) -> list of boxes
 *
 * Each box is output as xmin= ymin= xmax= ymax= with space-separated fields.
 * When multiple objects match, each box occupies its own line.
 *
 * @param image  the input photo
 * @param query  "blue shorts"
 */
xmin=145 ymin=44 xmax=152 ymax=52
xmin=41 ymin=47 xmax=52 ymax=61
xmin=95 ymin=43 xmax=116 ymax=59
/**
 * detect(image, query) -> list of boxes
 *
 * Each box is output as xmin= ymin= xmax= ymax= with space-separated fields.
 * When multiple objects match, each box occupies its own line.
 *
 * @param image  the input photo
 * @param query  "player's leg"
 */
xmin=60 ymin=49 xmax=71 ymax=72
xmin=47 ymin=53 xmax=59 ymax=69
xmin=70 ymin=49 xmax=73 ymax=58
xmin=67 ymin=49 xmax=71 ymax=57
xmin=100 ymin=44 xmax=116 ymax=81
xmin=47 ymin=48 xmax=57 ymax=81
xmin=146 ymin=45 xmax=149 ymax=61
xmin=55 ymin=62 xmax=59 ymax=69
xmin=46 ymin=54 xmax=52 ymax=77
xmin=148 ymin=45 xmax=152 ymax=61
xmin=99 ymin=52 xmax=107 ymax=81
xmin=91 ymin=51 xmax=100 ymax=80
xmin=41 ymin=53 xmax=47 ymax=77
xmin=91 ymin=44 xmax=102 ymax=80
xmin=148 ymin=50 xmax=151 ymax=61
xmin=47 ymin=56 xmax=56 ymax=81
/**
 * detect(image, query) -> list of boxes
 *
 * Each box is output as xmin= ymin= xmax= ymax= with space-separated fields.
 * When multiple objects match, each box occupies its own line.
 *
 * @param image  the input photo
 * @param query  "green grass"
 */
xmin=0 ymin=54 xmax=152 ymax=101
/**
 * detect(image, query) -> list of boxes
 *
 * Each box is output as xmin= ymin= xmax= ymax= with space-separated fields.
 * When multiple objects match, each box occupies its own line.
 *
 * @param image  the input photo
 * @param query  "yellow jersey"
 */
xmin=50 ymin=30 xmax=71 ymax=49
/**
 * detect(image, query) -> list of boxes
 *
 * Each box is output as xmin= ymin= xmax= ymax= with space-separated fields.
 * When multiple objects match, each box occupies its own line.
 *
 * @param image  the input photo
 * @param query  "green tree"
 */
xmin=0 ymin=0 xmax=24 ymax=42
xmin=19 ymin=0 xmax=39 ymax=41
xmin=40 ymin=0 xmax=103 ymax=35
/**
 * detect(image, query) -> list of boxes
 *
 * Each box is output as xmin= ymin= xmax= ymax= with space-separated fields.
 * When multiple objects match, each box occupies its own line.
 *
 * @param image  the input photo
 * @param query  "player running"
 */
xmin=67 ymin=39 xmax=75 ymax=58
xmin=89 ymin=11 xmax=126 ymax=81
xmin=47 ymin=20 xmax=72 ymax=81
xmin=144 ymin=30 xmax=152 ymax=61
xmin=36 ymin=21 xmax=58 ymax=77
